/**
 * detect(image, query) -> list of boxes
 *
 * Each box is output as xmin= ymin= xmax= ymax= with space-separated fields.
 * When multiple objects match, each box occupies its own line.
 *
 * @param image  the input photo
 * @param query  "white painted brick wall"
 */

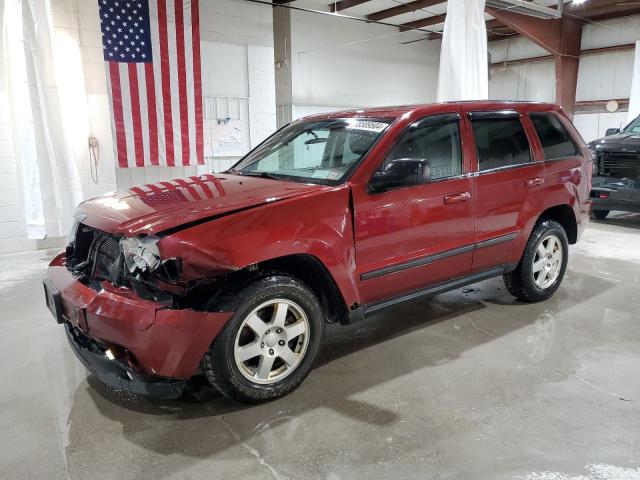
xmin=0 ymin=0 xmax=277 ymax=253
xmin=0 ymin=0 xmax=24 ymax=252
xmin=248 ymin=45 xmax=277 ymax=148
xmin=0 ymin=0 xmax=117 ymax=253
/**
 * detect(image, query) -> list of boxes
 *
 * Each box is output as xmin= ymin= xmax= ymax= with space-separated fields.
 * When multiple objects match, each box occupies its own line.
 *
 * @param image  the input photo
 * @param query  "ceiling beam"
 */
xmin=487 ymin=6 xmax=583 ymax=117
xmin=490 ymin=43 xmax=637 ymax=68
xmin=367 ymin=0 xmax=443 ymax=22
xmin=488 ymin=1 xmax=640 ymax=42
xmin=399 ymin=14 xmax=445 ymax=32
xmin=487 ymin=7 xmax=563 ymax=53
xmin=328 ymin=0 xmax=371 ymax=13
xmin=399 ymin=13 xmax=516 ymax=35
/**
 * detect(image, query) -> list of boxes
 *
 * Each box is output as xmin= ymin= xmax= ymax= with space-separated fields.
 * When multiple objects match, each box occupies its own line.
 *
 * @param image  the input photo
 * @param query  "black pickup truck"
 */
xmin=588 ymin=115 xmax=640 ymax=219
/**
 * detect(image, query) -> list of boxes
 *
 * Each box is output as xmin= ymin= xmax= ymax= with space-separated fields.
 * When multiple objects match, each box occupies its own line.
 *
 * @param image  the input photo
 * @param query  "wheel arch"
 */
xmin=257 ymin=254 xmax=350 ymax=324
xmin=203 ymin=253 xmax=350 ymax=324
xmin=536 ymin=204 xmax=578 ymax=244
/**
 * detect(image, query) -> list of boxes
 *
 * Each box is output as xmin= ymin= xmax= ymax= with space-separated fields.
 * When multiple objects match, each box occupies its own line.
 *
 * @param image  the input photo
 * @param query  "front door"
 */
xmin=353 ymin=112 xmax=476 ymax=305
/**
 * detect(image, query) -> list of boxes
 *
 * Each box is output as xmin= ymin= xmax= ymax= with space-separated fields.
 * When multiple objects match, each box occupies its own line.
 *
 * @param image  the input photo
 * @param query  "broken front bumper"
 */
xmin=44 ymin=252 xmax=232 ymax=397
xmin=64 ymin=323 xmax=187 ymax=399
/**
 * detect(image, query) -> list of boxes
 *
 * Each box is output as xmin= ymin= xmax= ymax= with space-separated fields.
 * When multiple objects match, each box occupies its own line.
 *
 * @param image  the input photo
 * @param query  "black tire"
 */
xmin=202 ymin=273 xmax=324 ymax=403
xmin=503 ymin=219 xmax=569 ymax=302
xmin=592 ymin=209 xmax=609 ymax=220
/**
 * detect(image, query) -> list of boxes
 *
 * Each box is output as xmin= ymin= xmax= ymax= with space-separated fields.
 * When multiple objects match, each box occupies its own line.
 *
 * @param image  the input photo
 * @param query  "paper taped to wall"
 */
xmin=211 ymin=118 xmax=243 ymax=157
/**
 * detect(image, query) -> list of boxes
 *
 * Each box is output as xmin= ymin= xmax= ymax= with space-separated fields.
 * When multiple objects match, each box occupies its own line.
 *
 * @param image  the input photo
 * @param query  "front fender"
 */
xmin=158 ymin=185 xmax=361 ymax=306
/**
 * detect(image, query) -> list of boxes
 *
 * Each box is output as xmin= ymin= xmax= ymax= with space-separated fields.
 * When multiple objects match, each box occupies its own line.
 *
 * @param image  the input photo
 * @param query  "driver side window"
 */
xmin=382 ymin=116 xmax=463 ymax=186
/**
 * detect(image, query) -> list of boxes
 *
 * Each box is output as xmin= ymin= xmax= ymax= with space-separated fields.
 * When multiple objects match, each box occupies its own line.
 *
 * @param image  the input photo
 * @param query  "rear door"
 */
xmin=354 ymin=109 xmax=476 ymax=304
xmin=465 ymin=109 xmax=545 ymax=272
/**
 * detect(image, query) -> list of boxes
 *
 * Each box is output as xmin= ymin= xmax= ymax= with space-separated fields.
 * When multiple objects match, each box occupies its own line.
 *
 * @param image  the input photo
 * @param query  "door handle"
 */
xmin=443 ymin=192 xmax=471 ymax=205
xmin=525 ymin=177 xmax=545 ymax=188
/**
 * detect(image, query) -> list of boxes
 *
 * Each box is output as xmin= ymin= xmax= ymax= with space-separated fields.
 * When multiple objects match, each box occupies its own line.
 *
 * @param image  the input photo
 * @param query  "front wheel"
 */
xmin=503 ymin=220 xmax=569 ymax=302
xmin=202 ymin=273 xmax=324 ymax=403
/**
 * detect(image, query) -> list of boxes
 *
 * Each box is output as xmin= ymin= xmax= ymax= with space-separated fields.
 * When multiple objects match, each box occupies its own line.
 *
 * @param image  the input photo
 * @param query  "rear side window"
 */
xmin=530 ymin=113 xmax=579 ymax=160
xmin=471 ymin=116 xmax=531 ymax=171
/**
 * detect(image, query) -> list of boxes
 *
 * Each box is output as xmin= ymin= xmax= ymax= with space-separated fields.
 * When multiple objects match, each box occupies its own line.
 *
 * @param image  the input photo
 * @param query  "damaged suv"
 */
xmin=44 ymin=102 xmax=592 ymax=403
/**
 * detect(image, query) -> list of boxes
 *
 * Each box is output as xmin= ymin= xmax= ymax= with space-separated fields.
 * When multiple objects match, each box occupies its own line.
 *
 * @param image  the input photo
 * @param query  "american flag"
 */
xmin=99 ymin=0 xmax=204 ymax=168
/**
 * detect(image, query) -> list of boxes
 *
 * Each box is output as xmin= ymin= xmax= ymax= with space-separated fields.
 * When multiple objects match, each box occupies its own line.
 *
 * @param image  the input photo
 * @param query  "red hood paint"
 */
xmin=78 ymin=173 xmax=329 ymax=236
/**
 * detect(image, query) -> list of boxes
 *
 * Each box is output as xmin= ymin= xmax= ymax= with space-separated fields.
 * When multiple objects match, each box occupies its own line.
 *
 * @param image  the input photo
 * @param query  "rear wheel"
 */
xmin=202 ymin=273 xmax=324 ymax=403
xmin=503 ymin=220 xmax=569 ymax=302
xmin=592 ymin=209 xmax=609 ymax=220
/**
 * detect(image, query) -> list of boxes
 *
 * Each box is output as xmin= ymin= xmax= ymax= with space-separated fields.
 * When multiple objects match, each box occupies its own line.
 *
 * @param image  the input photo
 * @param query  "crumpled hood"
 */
xmin=78 ymin=173 xmax=328 ymax=236
xmin=589 ymin=133 xmax=640 ymax=153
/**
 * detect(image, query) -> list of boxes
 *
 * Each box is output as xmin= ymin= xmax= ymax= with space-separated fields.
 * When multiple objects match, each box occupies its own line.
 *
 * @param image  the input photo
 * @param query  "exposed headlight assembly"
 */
xmin=120 ymin=236 xmax=161 ymax=274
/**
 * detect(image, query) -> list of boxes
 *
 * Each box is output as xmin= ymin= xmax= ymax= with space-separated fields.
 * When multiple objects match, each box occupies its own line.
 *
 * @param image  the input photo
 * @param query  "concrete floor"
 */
xmin=2 ymin=213 xmax=640 ymax=480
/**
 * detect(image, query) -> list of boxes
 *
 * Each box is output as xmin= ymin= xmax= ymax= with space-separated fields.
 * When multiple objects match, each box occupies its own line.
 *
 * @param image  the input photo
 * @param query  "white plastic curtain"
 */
xmin=436 ymin=0 xmax=488 ymax=102
xmin=3 ymin=0 xmax=85 ymax=239
xmin=628 ymin=40 xmax=640 ymax=124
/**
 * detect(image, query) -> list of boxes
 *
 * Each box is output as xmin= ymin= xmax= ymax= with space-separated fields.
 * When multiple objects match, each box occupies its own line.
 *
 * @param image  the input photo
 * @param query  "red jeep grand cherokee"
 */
xmin=44 ymin=102 xmax=592 ymax=403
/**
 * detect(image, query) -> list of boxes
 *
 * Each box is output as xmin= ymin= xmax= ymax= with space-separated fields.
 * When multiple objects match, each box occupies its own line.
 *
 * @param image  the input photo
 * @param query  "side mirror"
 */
xmin=605 ymin=127 xmax=620 ymax=136
xmin=368 ymin=158 xmax=431 ymax=193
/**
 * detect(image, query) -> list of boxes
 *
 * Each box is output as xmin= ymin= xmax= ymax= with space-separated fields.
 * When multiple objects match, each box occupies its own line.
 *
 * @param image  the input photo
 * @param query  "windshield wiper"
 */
xmin=236 ymin=171 xmax=284 ymax=181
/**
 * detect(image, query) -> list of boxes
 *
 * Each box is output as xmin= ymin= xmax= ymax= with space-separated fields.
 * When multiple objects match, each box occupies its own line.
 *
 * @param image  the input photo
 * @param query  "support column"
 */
xmin=273 ymin=6 xmax=293 ymax=128
xmin=487 ymin=8 xmax=583 ymax=118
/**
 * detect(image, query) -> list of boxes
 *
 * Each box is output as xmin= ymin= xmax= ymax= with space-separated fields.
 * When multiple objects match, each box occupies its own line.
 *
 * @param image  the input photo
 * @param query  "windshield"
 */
xmin=231 ymin=118 xmax=391 ymax=185
xmin=623 ymin=116 xmax=640 ymax=134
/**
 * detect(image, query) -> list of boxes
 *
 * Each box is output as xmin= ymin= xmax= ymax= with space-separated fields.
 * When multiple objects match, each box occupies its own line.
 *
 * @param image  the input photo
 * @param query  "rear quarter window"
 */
xmin=530 ymin=113 xmax=579 ymax=160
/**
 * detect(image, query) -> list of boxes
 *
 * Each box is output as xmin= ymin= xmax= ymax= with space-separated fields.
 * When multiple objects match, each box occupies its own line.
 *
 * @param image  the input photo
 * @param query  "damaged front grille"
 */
xmin=66 ymin=224 xmax=125 ymax=285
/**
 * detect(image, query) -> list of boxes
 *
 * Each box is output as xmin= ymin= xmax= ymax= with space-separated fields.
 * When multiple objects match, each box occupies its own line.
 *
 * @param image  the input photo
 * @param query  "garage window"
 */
xmin=530 ymin=113 xmax=579 ymax=160
xmin=471 ymin=115 xmax=531 ymax=171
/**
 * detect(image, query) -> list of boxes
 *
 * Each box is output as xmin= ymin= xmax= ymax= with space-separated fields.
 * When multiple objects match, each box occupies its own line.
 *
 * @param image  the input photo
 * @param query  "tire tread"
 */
xmin=201 ymin=271 xmax=324 ymax=403
xmin=503 ymin=219 xmax=568 ymax=303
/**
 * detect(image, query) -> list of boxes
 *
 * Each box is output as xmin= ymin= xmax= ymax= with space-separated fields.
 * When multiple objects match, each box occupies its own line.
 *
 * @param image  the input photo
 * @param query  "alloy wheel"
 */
xmin=532 ymin=234 xmax=563 ymax=289
xmin=233 ymin=299 xmax=310 ymax=385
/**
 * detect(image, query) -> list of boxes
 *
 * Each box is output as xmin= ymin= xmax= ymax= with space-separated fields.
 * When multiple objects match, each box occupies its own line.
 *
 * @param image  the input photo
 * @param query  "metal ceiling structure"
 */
xmin=262 ymin=0 xmax=640 ymax=117
xmin=322 ymin=0 xmax=640 ymax=42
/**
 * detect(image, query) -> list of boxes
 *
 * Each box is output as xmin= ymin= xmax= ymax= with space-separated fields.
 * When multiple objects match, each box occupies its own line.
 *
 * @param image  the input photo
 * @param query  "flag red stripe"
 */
xmin=128 ymin=64 xmax=144 ymax=168
xmin=157 ymin=0 xmax=175 ymax=167
xmin=200 ymin=173 xmax=225 ymax=196
xmin=146 ymin=183 xmax=164 ymax=193
xmin=175 ymin=0 xmax=190 ymax=166
xmin=174 ymin=178 xmax=201 ymax=200
xmin=144 ymin=63 xmax=159 ymax=166
xmin=109 ymin=63 xmax=128 ymax=168
xmin=130 ymin=186 xmax=147 ymax=195
xmin=191 ymin=0 xmax=204 ymax=165
xmin=159 ymin=181 xmax=177 ymax=190
xmin=189 ymin=176 xmax=214 ymax=198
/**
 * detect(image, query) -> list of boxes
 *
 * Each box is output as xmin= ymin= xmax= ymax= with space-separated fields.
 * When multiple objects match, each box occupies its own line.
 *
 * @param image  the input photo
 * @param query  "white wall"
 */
xmin=0 ymin=0 xmax=24 ymax=253
xmin=572 ymin=111 xmax=630 ymax=143
xmin=0 ymin=0 xmax=277 ymax=254
xmin=0 ymin=0 xmax=111 ymax=253
xmin=490 ymin=61 xmax=555 ymax=103
xmin=289 ymin=1 xmax=441 ymax=112
xmin=488 ymin=15 xmax=640 ymax=142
